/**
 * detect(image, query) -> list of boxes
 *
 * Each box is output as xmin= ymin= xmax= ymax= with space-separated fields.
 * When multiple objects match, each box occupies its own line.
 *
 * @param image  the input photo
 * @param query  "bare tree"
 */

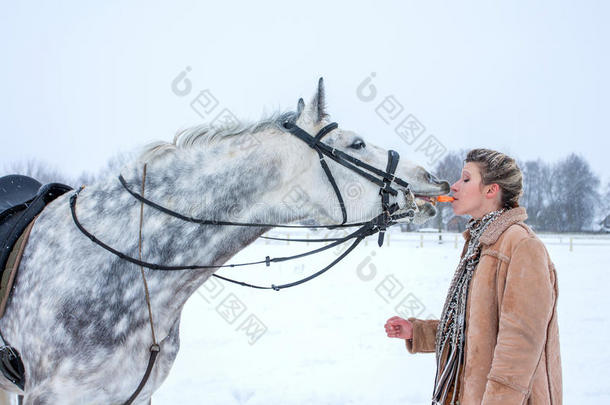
xmin=2 ymin=151 xmax=134 ymax=190
xmin=597 ymin=180 xmax=610 ymax=230
xmin=520 ymin=159 xmax=553 ymax=230
xmin=538 ymin=154 xmax=600 ymax=232
xmin=1 ymin=158 xmax=74 ymax=186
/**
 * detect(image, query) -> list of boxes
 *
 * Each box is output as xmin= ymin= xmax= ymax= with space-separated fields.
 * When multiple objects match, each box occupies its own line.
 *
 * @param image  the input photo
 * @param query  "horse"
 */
xmin=0 ymin=78 xmax=450 ymax=404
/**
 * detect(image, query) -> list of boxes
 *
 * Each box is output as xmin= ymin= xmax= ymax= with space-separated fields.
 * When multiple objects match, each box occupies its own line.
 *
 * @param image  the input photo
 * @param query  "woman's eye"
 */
xmin=464 ymin=179 xmax=469 ymax=182
xmin=350 ymin=139 xmax=366 ymax=150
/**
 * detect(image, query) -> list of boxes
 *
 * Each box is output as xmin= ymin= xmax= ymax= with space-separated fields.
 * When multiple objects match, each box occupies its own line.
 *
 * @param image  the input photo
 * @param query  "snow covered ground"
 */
xmin=154 ymin=230 xmax=610 ymax=404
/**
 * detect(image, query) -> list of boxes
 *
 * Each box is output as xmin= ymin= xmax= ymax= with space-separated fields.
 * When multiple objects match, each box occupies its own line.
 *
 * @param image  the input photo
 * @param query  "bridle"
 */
xmin=282 ymin=121 xmax=413 ymax=245
xmin=70 ymin=120 xmax=417 ymax=283
xmin=68 ymin=120 xmax=417 ymax=404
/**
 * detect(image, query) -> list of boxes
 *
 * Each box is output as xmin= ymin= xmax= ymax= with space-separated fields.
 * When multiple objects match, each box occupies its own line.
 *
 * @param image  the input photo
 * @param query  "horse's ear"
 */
xmin=296 ymin=78 xmax=330 ymax=128
xmin=295 ymin=97 xmax=305 ymax=120
xmin=310 ymin=77 xmax=329 ymax=124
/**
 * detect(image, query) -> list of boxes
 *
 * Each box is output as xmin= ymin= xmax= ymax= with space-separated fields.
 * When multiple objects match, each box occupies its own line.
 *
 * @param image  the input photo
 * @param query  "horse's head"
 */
xmin=276 ymin=78 xmax=450 ymax=226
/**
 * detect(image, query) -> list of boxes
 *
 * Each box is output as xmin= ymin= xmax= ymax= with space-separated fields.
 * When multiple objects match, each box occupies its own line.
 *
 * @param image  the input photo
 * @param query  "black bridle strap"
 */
xmin=316 ymin=150 xmax=347 ymax=224
xmin=297 ymin=121 xmax=347 ymax=223
xmin=118 ymin=175 xmax=364 ymax=229
xmin=214 ymin=233 xmax=366 ymax=291
xmin=320 ymin=149 xmax=393 ymax=192
xmin=312 ymin=122 xmax=339 ymax=144
xmin=70 ymin=188 xmax=374 ymax=272
xmin=70 ymin=187 xmax=383 ymax=291
xmin=322 ymin=146 xmax=409 ymax=189
xmin=378 ymin=150 xmax=400 ymax=247
xmin=285 ymin=123 xmax=391 ymax=191
xmin=260 ymin=234 xmax=346 ymax=242
xmin=284 ymin=121 xmax=409 ymax=194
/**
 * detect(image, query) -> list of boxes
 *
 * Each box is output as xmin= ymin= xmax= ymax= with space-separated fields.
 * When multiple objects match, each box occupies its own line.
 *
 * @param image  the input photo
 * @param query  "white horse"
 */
xmin=0 ymin=79 xmax=449 ymax=404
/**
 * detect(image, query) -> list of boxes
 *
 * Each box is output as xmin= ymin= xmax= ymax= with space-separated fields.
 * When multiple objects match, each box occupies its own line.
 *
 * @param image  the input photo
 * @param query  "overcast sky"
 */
xmin=2 ymin=1 xmax=608 ymax=185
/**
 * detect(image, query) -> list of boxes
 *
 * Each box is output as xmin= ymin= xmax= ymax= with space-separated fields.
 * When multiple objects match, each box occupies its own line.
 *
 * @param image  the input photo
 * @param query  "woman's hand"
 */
xmin=384 ymin=316 xmax=413 ymax=340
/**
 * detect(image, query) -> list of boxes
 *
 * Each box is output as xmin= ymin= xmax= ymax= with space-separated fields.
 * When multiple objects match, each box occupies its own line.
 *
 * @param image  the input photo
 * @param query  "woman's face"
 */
xmin=450 ymin=162 xmax=501 ymax=219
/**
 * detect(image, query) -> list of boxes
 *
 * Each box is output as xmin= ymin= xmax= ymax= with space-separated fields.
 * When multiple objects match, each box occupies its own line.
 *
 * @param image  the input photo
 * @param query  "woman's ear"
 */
xmin=485 ymin=183 xmax=501 ymax=200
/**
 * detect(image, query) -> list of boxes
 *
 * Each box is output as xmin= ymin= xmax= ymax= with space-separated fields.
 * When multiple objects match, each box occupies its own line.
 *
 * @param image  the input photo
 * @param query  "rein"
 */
xmin=70 ymin=121 xmax=416 ymax=284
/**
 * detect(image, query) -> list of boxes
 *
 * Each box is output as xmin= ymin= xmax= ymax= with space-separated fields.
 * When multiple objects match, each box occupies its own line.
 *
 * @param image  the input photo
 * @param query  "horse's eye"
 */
xmin=350 ymin=139 xmax=366 ymax=150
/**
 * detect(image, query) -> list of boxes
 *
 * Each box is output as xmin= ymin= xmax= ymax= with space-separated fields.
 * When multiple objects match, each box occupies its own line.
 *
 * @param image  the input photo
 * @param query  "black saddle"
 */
xmin=0 ymin=174 xmax=72 ymax=390
xmin=0 ymin=175 xmax=73 ymax=270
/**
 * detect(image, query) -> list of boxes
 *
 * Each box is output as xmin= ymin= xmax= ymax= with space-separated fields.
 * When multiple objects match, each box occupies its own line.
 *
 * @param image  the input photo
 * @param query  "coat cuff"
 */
xmin=405 ymin=318 xmax=438 ymax=354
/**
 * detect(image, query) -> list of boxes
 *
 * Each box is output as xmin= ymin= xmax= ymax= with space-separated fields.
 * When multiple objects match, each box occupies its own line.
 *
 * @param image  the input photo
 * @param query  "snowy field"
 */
xmin=154 ymin=230 xmax=610 ymax=404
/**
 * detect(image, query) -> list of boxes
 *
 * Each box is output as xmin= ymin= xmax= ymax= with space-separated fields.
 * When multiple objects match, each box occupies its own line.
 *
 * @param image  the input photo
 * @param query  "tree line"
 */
xmin=430 ymin=150 xmax=610 ymax=233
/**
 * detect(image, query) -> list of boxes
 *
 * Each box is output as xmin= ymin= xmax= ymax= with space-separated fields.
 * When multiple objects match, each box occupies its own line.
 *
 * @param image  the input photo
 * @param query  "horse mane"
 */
xmin=140 ymin=110 xmax=298 ymax=161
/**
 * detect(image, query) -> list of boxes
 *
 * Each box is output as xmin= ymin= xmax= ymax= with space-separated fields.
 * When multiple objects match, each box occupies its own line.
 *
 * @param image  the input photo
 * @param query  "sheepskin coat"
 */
xmin=406 ymin=207 xmax=562 ymax=404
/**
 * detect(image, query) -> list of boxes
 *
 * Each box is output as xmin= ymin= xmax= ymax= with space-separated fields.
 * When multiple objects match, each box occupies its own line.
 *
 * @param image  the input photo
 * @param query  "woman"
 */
xmin=384 ymin=149 xmax=562 ymax=404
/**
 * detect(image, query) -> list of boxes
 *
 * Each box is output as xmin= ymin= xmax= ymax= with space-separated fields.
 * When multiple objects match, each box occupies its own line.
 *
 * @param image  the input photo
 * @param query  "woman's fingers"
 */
xmin=385 ymin=316 xmax=410 ymax=339
xmin=384 ymin=325 xmax=404 ymax=338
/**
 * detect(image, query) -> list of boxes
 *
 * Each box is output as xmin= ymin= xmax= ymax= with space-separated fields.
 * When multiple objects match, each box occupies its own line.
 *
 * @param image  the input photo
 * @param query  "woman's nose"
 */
xmin=450 ymin=181 xmax=458 ymax=193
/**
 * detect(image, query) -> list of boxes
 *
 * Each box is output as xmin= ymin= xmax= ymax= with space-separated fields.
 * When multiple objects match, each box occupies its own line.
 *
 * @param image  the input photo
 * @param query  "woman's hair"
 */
xmin=465 ymin=148 xmax=523 ymax=209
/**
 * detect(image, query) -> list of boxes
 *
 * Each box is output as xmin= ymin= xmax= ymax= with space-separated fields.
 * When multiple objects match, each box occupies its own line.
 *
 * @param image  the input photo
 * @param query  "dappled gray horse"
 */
xmin=0 ymin=79 xmax=449 ymax=404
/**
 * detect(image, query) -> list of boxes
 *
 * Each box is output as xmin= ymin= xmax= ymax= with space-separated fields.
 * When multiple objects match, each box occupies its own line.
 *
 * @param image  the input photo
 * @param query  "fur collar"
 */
xmin=461 ymin=207 xmax=528 ymax=245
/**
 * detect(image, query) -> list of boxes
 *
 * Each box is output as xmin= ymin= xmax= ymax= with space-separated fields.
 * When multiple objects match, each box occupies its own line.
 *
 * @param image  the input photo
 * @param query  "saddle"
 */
xmin=0 ymin=174 xmax=72 ymax=390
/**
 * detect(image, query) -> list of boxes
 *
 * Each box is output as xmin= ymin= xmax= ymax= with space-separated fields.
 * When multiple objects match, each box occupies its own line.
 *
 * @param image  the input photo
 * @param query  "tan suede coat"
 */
xmin=405 ymin=207 xmax=562 ymax=404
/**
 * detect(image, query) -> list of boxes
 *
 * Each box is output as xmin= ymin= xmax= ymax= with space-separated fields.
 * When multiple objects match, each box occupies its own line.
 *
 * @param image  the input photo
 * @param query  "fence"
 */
xmin=255 ymin=230 xmax=610 ymax=251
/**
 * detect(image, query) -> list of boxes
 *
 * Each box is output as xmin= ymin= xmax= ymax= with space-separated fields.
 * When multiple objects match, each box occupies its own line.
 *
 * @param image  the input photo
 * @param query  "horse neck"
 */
xmin=102 ymin=142 xmax=306 ymax=331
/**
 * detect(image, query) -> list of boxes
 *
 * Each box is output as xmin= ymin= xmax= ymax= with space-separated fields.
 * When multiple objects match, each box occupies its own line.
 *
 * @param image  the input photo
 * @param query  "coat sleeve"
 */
xmin=482 ymin=237 xmax=555 ymax=404
xmin=405 ymin=318 xmax=439 ymax=354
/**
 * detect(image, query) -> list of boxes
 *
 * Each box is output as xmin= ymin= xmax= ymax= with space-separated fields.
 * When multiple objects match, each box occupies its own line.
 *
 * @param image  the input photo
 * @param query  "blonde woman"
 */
xmin=385 ymin=149 xmax=562 ymax=404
